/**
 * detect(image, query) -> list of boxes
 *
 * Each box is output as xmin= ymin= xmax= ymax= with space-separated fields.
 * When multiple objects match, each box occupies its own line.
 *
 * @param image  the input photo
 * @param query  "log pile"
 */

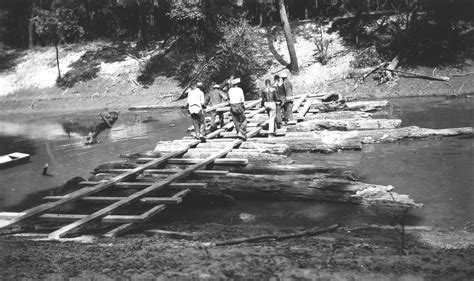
xmin=94 ymin=96 xmax=470 ymax=217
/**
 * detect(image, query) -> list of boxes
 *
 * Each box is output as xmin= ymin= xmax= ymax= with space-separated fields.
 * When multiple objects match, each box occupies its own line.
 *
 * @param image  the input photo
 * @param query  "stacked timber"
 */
xmin=89 ymin=161 xmax=420 ymax=210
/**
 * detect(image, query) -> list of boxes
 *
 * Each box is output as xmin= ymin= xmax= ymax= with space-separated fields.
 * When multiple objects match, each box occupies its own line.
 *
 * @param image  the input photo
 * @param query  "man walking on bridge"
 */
xmin=228 ymin=78 xmax=247 ymax=140
xmin=281 ymin=72 xmax=294 ymax=124
xmin=206 ymin=84 xmax=229 ymax=132
xmin=187 ymin=82 xmax=206 ymax=142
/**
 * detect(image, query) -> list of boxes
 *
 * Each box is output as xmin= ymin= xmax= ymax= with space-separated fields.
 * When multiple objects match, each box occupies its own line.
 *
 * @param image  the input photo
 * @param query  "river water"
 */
xmin=0 ymin=97 xmax=472 ymax=229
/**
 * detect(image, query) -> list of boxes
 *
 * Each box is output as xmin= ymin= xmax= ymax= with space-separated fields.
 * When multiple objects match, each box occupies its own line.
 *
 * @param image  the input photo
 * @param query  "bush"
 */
xmin=350 ymin=46 xmax=382 ymax=68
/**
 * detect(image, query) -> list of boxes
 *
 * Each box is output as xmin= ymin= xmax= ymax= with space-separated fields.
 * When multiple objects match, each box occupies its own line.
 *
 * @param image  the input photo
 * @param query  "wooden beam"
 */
xmin=0 ymin=142 xmax=198 ymax=231
xmin=79 ymin=182 xmax=208 ymax=190
xmin=42 ymin=196 xmax=182 ymax=205
xmin=48 ymin=140 xmax=242 ymax=239
xmin=297 ymin=99 xmax=313 ymax=121
xmin=0 ymin=212 xmax=160 ymax=224
xmin=99 ymin=169 xmax=229 ymax=176
xmin=103 ymin=189 xmax=191 ymax=238
xmin=292 ymin=93 xmax=309 ymax=112
xmin=136 ymin=158 xmax=248 ymax=166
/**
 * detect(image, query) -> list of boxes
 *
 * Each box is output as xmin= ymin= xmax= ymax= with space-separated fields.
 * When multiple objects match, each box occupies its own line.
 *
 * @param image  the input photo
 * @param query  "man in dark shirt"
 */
xmin=206 ymin=84 xmax=229 ymax=131
xmin=281 ymin=72 xmax=294 ymax=123
xmin=273 ymin=75 xmax=284 ymax=129
xmin=261 ymin=79 xmax=278 ymax=135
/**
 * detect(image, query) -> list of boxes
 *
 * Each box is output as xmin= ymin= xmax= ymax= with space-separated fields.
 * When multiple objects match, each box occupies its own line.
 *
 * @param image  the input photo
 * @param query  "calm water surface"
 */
xmin=0 ymin=97 xmax=472 ymax=229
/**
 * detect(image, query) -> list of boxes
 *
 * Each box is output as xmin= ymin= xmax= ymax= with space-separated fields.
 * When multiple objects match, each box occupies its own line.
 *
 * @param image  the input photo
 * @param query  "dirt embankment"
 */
xmin=1 ymin=224 xmax=473 ymax=280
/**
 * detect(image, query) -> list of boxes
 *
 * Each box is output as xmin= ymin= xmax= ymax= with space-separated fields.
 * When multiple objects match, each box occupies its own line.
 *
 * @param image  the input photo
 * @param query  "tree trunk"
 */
xmin=54 ymin=42 xmax=61 ymax=79
xmin=288 ymin=118 xmax=402 ymax=132
xmin=278 ymin=0 xmax=299 ymax=74
xmin=28 ymin=19 xmax=34 ymax=48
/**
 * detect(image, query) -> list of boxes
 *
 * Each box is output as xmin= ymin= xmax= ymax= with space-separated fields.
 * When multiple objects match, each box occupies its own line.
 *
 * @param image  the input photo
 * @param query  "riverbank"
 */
xmin=1 ymin=223 xmax=473 ymax=280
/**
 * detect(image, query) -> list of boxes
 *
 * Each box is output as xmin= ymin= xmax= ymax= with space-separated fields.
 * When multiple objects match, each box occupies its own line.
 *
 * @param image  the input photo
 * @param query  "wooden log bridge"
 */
xmin=0 ymin=95 xmax=432 ymax=239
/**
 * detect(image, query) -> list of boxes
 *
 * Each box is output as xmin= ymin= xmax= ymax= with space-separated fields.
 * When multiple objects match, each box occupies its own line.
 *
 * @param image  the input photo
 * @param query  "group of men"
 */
xmin=187 ymin=73 xmax=293 ymax=142
xmin=260 ymin=73 xmax=293 ymax=135
xmin=187 ymin=77 xmax=248 ymax=142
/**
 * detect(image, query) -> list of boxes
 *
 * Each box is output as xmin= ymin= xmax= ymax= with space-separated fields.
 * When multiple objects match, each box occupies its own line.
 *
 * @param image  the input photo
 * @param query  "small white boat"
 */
xmin=0 ymin=152 xmax=31 ymax=169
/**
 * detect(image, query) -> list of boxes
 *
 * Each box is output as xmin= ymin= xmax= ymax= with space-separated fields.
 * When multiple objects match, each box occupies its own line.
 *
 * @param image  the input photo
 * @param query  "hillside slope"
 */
xmin=0 ymin=21 xmax=472 ymax=117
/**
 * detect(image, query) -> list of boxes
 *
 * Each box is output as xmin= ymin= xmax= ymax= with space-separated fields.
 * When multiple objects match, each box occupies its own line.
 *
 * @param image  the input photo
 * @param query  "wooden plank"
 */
xmin=0 ymin=212 xmax=154 ymax=224
xmin=103 ymin=189 xmax=191 ymax=238
xmin=101 ymin=169 xmax=229 ymax=176
xmin=136 ymin=158 xmax=248 ymax=166
xmin=297 ymin=99 xmax=314 ymax=121
xmin=42 ymin=196 xmax=182 ymax=205
xmin=292 ymin=93 xmax=309 ymax=112
xmin=79 ymin=182 xmax=208 ymax=190
xmin=0 ymin=142 xmax=198 ymax=231
xmin=48 ymin=139 xmax=242 ymax=239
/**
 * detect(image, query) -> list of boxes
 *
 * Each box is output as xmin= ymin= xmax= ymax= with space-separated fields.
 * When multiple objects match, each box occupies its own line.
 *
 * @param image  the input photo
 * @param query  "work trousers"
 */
xmin=275 ymin=103 xmax=282 ymax=128
xmin=282 ymin=101 xmax=294 ymax=122
xmin=230 ymin=103 xmax=247 ymax=134
xmin=190 ymin=111 xmax=205 ymax=138
xmin=264 ymin=101 xmax=277 ymax=134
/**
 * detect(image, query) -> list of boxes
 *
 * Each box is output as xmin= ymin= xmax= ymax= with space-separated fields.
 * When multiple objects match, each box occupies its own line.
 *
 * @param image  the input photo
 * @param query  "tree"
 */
xmin=277 ymin=0 xmax=299 ymax=74
xmin=32 ymin=6 xmax=84 ymax=80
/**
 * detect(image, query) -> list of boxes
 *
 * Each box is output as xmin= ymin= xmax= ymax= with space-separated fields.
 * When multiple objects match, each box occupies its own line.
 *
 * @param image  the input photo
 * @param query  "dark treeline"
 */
xmin=2 ymin=0 xmax=472 ymax=49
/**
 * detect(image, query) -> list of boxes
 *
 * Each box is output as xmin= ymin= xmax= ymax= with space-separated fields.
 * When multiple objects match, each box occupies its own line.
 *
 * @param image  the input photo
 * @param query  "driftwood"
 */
xmin=310 ymin=100 xmax=389 ymax=113
xmin=378 ymin=67 xmax=450 ymax=81
xmin=207 ymin=224 xmax=339 ymax=246
xmin=359 ymin=126 xmax=473 ymax=143
xmin=288 ymin=118 xmax=402 ymax=132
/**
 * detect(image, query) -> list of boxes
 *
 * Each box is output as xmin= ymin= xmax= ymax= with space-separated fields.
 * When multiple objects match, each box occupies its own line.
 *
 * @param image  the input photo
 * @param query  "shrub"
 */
xmin=350 ymin=46 xmax=382 ymax=68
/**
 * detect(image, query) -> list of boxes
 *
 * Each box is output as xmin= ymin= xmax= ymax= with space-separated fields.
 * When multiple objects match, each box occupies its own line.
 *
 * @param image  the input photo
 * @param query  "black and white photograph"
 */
xmin=0 ymin=0 xmax=473 ymax=279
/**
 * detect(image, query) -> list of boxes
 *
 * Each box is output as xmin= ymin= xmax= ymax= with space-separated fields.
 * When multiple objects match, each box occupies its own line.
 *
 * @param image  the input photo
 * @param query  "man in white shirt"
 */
xmin=228 ymin=78 xmax=247 ymax=140
xmin=187 ymin=82 xmax=206 ymax=142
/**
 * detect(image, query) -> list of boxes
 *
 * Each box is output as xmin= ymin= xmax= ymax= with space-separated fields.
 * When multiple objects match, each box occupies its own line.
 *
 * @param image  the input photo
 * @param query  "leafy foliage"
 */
xmin=175 ymin=19 xmax=268 ymax=94
xmin=314 ymin=26 xmax=333 ymax=65
xmin=350 ymin=46 xmax=382 ymax=68
xmin=32 ymin=6 xmax=84 ymax=45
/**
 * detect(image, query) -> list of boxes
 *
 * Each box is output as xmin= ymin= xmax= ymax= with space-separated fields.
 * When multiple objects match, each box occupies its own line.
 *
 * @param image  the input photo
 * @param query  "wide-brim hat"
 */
xmin=280 ymin=72 xmax=288 ymax=78
xmin=231 ymin=78 xmax=241 ymax=85
xmin=213 ymin=84 xmax=221 ymax=88
xmin=196 ymin=82 xmax=204 ymax=87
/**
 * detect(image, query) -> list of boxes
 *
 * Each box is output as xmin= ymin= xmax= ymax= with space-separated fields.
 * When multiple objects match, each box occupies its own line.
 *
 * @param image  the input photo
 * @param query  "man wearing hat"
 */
xmin=187 ymin=81 xmax=206 ymax=142
xmin=228 ymin=78 xmax=247 ymax=140
xmin=206 ymin=83 xmax=229 ymax=131
xmin=280 ymin=72 xmax=294 ymax=123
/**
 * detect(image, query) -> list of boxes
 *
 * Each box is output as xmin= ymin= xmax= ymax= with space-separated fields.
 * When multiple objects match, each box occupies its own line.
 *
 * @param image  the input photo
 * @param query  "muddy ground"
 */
xmin=1 ymin=223 xmax=473 ymax=280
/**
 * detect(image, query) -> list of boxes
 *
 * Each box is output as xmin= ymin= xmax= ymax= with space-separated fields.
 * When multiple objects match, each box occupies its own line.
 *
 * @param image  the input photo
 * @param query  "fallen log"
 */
xmin=206 ymin=224 xmax=339 ymax=247
xmin=304 ymin=111 xmax=373 ymax=120
xmin=168 ymin=172 xmax=420 ymax=209
xmin=288 ymin=118 xmax=402 ymax=132
xmin=249 ymin=131 xmax=362 ymax=153
xmin=249 ymin=126 xmax=472 ymax=152
xmin=87 ymin=171 xmax=419 ymax=209
xmin=359 ymin=126 xmax=473 ymax=143
xmin=310 ymin=100 xmax=389 ymax=113
xmin=94 ymin=161 xmax=359 ymax=181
